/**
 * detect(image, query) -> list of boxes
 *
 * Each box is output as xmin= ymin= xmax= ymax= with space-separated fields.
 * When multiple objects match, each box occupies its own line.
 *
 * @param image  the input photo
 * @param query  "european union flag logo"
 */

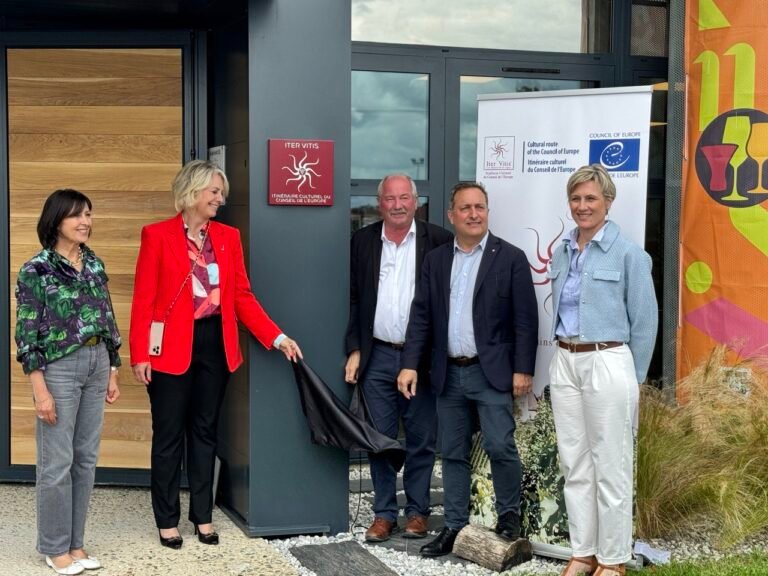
xmin=588 ymin=139 xmax=641 ymax=171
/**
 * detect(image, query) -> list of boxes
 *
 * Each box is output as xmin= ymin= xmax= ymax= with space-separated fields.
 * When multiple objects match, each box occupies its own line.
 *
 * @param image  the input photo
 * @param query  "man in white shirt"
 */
xmin=345 ymin=174 xmax=452 ymax=542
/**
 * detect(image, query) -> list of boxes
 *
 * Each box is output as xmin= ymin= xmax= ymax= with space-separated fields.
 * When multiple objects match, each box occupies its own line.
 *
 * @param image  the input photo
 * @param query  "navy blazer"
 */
xmin=345 ymin=219 xmax=453 ymax=378
xmin=401 ymin=232 xmax=538 ymax=395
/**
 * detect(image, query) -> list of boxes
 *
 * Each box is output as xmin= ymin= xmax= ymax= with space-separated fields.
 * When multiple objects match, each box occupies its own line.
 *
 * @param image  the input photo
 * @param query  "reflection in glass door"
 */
xmin=351 ymin=71 xmax=429 ymax=181
xmin=458 ymin=77 xmax=596 ymax=181
xmin=444 ymin=58 xmax=613 ymax=190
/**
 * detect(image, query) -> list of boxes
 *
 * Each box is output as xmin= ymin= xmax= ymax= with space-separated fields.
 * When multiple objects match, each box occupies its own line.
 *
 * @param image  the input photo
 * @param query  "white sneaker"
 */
xmin=74 ymin=556 xmax=102 ymax=570
xmin=45 ymin=556 xmax=85 ymax=575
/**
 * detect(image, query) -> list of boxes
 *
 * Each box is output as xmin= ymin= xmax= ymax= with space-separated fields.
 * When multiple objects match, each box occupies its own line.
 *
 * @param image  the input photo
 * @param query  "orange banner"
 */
xmin=681 ymin=1 xmax=768 ymax=385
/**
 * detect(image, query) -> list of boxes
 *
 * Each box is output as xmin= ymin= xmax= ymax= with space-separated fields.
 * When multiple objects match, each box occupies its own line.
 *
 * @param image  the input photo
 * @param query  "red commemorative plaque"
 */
xmin=268 ymin=138 xmax=334 ymax=206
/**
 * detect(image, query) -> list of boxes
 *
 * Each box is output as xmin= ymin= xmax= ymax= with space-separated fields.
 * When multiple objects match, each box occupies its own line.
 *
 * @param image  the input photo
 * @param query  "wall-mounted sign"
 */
xmin=268 ymin=138 xmax=334 ymax=206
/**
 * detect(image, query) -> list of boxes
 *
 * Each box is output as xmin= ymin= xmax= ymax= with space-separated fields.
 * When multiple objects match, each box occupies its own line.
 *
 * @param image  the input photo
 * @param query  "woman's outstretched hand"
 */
xmin=278 ymin=337 xmax=303 ymax=362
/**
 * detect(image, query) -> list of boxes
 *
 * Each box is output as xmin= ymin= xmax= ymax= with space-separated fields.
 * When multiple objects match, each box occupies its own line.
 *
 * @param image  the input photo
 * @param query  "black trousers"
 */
xmin=147 ymin=315 xmax=230 ymax=528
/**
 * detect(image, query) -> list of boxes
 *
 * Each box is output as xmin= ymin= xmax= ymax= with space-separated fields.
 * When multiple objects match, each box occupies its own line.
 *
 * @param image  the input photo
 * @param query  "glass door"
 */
xmin=351 ymin=52 xmax=445 ymax=230
xmin=444 ymin=57 xmax=615 ymax=187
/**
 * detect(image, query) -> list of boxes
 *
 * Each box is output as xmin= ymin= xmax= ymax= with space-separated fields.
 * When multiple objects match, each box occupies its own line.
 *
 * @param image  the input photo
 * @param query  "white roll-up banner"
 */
xmin=470 ymin=86 xmax=652 ymax=544
xmin=476 ymin=85 xmax=653 ymax=399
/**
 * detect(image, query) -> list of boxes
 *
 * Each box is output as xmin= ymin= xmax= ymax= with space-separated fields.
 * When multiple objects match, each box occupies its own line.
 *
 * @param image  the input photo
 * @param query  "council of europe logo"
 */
xmin=588 ymin=139 xmax=640 ymax=171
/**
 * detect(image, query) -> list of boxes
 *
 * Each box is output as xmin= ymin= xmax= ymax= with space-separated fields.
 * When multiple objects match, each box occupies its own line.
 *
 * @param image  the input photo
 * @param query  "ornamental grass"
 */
xmin=636 ymin=346 xmax=768 ymax=546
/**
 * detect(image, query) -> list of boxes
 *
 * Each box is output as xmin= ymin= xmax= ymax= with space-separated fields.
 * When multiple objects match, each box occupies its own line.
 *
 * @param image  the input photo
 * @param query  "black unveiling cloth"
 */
xmin=292 ymin=359 xmax=406 ymax=472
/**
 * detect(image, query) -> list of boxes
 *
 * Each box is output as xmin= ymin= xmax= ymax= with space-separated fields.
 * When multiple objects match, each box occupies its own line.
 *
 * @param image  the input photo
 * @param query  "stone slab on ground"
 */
xmin=368 ymin=538 xmax=476 ymax=568
xmin=290 ymin=540 xmax=397 ymax=576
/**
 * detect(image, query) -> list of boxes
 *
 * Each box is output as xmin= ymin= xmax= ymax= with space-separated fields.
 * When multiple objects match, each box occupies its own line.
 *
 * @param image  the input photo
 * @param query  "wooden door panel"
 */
xmin=8 ymin=48 xmax=182 ymax=468
xmin=9 ymin=134 xmax=181 ymax=162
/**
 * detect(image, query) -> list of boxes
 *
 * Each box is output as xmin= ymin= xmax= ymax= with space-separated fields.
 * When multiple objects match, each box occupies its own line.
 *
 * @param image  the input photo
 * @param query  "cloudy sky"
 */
xmin=352 ymin=0 xmax=585 ymax=53
xmin=350 ymin=1 xmax=596 ymax=183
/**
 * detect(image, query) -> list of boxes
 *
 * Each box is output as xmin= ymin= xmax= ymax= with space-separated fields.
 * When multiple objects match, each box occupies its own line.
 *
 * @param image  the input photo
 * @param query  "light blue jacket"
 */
xmin=548 ymin=220 xmax=658 ymax=383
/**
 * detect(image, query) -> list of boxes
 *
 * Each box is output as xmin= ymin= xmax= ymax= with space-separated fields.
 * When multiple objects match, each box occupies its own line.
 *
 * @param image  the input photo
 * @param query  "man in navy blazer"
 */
xmin=345 ymin=174 xmax=452 ymax=542
xmin=398 ymin=182 xmax=538 ymax=557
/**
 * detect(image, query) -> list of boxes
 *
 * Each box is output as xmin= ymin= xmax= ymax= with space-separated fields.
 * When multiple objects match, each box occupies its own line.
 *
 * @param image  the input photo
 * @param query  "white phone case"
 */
xmin=149 ymin=321 xmax=165 ymax=356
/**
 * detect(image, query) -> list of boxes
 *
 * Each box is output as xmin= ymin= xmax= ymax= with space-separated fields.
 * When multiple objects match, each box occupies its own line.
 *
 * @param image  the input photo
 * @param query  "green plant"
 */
xmin=516 ymin=392 xmax=569 ymax=543
xmin=627 ymin=552 xmax=768 ymax=576
xmin=636 ymin=346 xmax=768 ymax=546
xmin=469 ymin=391 xmax=569 ymax=545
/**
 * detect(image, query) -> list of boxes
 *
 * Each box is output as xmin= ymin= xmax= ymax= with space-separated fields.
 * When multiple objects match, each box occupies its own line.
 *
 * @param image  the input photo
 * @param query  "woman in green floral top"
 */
xmin=16 ymin=189 xmax=121 ymax=576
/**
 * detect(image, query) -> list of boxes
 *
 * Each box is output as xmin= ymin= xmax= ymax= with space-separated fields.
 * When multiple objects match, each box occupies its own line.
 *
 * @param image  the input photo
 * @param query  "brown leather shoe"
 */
xmin=365 ymin=518 xmax=399 ymax=542
xmin=403 ymin=514 xmax=428 ymax=538
xmin=561 ymin=556 xmax=598 ymax=576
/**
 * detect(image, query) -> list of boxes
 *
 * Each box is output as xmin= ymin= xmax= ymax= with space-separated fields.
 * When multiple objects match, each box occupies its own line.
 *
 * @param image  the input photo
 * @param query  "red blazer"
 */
xmin=129 ymin=213 xmax=282 ymax=375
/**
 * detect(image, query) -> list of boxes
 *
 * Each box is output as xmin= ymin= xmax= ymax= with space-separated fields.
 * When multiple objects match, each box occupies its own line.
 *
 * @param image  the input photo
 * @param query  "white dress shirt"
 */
xmin=373 ymin=220 xmax=417 ymax=344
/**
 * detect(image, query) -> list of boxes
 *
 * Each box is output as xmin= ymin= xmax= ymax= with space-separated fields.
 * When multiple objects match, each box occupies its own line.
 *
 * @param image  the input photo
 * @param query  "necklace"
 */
xmin=57 ymin=246 xmax=83 ymax=267
xmin=184 ymin=220 xmax=209 ymax=250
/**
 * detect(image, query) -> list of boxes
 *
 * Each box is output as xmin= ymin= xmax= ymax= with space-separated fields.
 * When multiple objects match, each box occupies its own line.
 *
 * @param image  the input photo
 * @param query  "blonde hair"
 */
xmin=566 ymin=164 xmax=616 ymax=202
xmin=172 ymin=160 xmax=230 ymax=212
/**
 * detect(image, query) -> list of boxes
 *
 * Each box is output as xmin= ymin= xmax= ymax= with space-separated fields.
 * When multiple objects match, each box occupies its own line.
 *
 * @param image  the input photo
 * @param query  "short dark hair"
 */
xmin=37 ymin=189 xmax=92 ymax=249
xmin=449 ymin=181 xmax=488 ymax=209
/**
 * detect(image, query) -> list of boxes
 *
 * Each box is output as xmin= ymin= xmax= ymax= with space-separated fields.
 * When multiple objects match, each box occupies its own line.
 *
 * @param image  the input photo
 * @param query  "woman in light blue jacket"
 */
xmin=548 ymin=164 xmax=657 ymax=576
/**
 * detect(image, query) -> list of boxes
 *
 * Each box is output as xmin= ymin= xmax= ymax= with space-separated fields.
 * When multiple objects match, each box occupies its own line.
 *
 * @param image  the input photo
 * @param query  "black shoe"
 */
xmin=194 ymin=525 xmax=220 ymax=545
xmin=495 ymin=511 xmax=522 ymax=541
xmin=420 ymin=527 xmax=460 ymax=557
xmin=158 ymin=529 xmax=183 ymax=549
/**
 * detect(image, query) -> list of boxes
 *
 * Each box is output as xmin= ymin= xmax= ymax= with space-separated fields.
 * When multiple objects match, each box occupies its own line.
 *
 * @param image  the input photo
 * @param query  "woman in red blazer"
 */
xmin=130 ymin=160 xmax=301 ymax=549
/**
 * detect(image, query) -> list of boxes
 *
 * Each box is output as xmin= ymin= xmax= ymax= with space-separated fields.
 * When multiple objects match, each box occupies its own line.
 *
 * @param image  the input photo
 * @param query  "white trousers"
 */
xmin=549 ymin=344 xmax=638 ymax=565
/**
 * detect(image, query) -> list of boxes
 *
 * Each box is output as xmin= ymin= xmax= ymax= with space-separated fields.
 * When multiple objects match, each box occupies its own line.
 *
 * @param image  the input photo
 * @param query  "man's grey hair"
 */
xmin=377 ymin=174 xmax=418 ymax=199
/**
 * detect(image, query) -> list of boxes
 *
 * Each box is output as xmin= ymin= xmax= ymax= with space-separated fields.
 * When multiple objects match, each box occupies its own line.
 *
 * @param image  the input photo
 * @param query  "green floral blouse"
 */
xmin=15 ymin=245 xmax=122 ymax=374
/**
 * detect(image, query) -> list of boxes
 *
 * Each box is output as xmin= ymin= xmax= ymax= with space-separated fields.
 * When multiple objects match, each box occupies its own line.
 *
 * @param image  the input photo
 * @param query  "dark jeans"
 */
xmin=147 ymin=315 xmax=230 ymax=528
xmin=362 ymin=342 xmax=437 ymax=522
xmin=438 ymin=363 xmax=521 ymax=530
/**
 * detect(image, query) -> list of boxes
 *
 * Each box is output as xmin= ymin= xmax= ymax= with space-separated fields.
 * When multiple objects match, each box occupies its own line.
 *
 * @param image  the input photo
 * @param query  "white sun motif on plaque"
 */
xmin=282 ymin=152 xmax=321 ymax=192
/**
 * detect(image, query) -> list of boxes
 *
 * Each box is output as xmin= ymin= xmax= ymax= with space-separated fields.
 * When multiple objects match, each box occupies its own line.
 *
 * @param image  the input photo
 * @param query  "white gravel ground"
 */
xmin=269 ymin=462 xmax=768 ymax=575
xmin=272 ymin=462 xmax=575 ymax=576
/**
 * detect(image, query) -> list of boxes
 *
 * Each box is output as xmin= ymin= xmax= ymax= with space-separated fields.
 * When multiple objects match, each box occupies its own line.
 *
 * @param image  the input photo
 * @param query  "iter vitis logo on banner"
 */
xmin=482 ymin=136 xmax=515 ymax=179
xmin=588 ymin=133 xmax=641 ymax=178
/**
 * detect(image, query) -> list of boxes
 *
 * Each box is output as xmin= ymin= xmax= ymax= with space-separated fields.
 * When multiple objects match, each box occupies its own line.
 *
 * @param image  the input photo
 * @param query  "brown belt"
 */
xmin=373 ymin=338 xmax=405 ymax=351
xmin=83 ymin=336 xmax=101 ymax=347
xmin=557 ymin=340 xmax=623 ymax=353
xmin=448 ymin=356 xmax=479 ymax=367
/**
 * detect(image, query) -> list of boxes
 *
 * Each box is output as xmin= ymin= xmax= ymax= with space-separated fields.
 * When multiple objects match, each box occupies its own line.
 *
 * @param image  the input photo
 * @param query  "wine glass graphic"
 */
xmin=721 ymin=115 xmax=751 ymax=201
xmin=701 ymin=144 xmax=738 ymax=192
xmin=747 ymin=122 xmax=768 ymax=194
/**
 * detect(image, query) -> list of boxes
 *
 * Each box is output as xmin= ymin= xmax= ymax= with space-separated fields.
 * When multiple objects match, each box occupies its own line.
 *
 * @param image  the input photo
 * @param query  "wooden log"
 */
xmin=453 ymin=524 xmax=533 ymax=572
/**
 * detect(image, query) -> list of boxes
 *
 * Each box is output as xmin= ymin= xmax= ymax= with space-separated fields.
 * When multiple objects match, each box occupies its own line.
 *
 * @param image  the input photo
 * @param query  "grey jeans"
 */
xmin=36 ymin=342 xmax=109 ymax=556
